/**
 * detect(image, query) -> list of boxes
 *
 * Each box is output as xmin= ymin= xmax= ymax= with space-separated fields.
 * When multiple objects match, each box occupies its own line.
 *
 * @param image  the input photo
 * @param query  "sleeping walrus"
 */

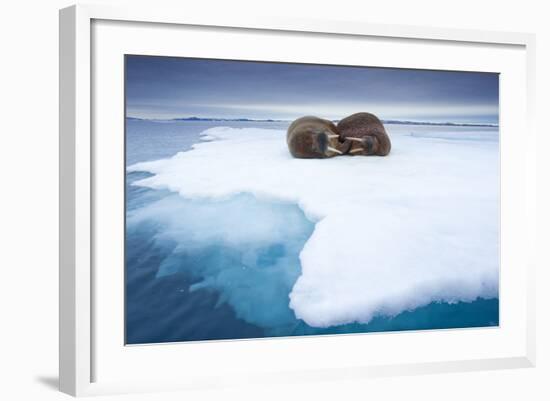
xmin=337 ymin=112 xmax=391 ymax=156
xmin=287 ymin=116 xmax=351 ymax=158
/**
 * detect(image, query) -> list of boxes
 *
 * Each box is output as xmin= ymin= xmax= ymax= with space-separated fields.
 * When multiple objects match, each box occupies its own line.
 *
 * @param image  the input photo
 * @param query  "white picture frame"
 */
xmin=59 ymin=3 xmax=536 ymax=397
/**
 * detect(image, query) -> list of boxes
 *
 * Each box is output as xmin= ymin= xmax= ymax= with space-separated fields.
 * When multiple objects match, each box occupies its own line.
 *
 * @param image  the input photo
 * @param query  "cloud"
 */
xmin=196 ymin=101 xmax=498 ymax=121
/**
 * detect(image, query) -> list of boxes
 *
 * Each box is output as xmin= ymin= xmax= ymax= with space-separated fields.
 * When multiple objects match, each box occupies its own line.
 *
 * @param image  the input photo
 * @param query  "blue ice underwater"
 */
xmin=125 ymin=171 xmax=498 ymax=344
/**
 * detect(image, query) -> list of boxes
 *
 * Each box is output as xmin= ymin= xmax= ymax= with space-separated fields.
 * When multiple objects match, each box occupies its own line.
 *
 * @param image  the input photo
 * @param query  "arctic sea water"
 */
xmin=125 ymin=118 xmax=498 ymax=344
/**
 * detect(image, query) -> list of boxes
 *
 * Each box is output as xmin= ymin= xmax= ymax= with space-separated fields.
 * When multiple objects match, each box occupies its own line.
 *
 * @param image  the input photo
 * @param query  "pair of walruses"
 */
xmin=287 ymin=112 xmax=391 ymax=158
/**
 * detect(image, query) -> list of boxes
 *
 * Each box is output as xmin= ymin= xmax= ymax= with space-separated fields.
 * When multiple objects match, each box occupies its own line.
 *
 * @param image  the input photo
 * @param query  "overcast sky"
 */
xmin=125 ymin=55 xmax=499 ymax=124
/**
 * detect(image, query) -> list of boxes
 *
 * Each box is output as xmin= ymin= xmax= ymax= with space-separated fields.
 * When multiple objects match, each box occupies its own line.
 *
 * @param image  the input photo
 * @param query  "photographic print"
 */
xmin=125 ymin=55 xmax=499 ymax=344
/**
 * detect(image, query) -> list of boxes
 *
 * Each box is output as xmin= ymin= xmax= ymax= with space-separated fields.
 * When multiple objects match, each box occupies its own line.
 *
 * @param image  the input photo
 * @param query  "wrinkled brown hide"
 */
xmin=287 ymin=116 xmax=351 ymax=158
xmin=337 ymin=112 xmax=391 ymax=156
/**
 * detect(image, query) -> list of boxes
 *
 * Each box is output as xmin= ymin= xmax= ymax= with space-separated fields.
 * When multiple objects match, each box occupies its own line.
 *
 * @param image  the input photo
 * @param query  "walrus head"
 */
xmin=347 ymin=135 xmax=380 ymax=156
xmin=313 ymin=128 xmax=350 ymax=157
xmin=287 ymin=116 xmax=351 ymax=158
xmin=336 ymin=112 xmax=392 ymax=156
xmin=288 ymin=129 xmax=345 ymax=158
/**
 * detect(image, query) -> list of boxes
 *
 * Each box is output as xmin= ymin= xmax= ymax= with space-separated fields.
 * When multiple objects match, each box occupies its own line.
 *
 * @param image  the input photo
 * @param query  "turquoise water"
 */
xmin=125 ymin=119 xmax=499 ymax=344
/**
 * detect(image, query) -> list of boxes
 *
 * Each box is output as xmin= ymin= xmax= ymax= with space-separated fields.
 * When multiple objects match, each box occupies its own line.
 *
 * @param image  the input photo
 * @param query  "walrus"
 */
xmin=287 ymin=116 xmax=351 ymax=158
xmin=337 ymin=112 xmax=391 ymax=156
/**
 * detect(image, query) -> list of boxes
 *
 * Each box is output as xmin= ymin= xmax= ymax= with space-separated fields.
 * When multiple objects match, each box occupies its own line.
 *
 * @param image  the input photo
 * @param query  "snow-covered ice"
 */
xmin=128 ymin=125 xmax=499 ymax=328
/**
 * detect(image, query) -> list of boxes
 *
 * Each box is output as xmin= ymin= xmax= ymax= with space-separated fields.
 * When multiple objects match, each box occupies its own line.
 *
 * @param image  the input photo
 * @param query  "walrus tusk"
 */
xmin=327 ymin=146 xmax=343 ymax=154
xmin=349 ymin=148 xmax=363 ymax=153
xmin=327 ymin=134 xmax=340 ymax=139
xmin=346 ymin=137 xmax=364 ymax=143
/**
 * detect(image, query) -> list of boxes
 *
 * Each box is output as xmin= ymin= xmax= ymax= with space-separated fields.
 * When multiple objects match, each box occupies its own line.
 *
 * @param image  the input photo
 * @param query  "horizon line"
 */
xmin=126 ymin=115 xmax=499 ymax=128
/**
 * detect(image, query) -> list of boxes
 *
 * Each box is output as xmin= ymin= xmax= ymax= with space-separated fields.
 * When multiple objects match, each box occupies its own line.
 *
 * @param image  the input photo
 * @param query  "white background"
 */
xmin=0 ymin=0 xmax=548 ymax=400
